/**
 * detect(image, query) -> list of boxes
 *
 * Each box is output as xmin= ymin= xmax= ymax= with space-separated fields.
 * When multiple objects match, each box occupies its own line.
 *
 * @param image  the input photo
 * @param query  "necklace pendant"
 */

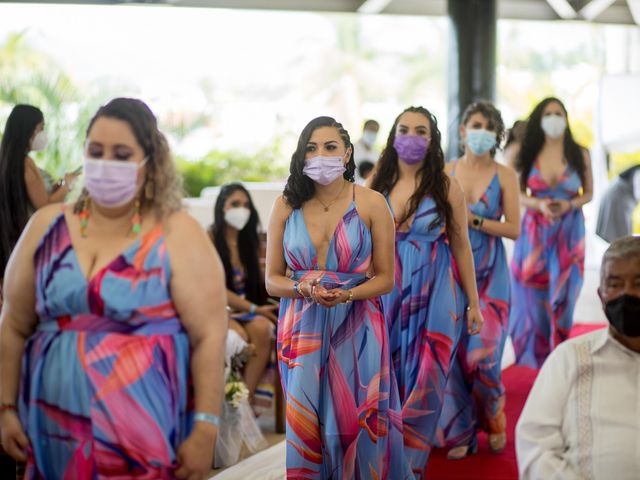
xmin=324 ymin=206 xmax=329 ymax=212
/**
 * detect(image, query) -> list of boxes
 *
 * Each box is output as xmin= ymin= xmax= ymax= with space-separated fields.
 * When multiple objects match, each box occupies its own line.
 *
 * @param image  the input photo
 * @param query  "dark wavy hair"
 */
xmin=210 ymin=183 xmax=265 ymax=305
xmin=283 ymin=116 xmax=355 ymax=209
xmin=461 ymin=100 xmax=506 ymax=157
xmin=0 ymin=104 xmax=44 ymax=278
xmin=515 ymin=97 xmax=585 ymax=191
xmin=370 ymin=106 xmax=453 ymax=233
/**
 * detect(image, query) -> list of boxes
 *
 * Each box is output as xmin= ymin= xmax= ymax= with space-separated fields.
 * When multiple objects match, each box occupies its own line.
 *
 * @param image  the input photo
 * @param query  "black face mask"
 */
xmin=605 ymin=294 xmax=640 ymax=338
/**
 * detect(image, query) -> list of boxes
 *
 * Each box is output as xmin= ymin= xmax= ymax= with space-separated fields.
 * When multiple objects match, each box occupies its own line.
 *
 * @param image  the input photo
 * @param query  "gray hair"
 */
xmin=601 ymin=236 xmax=640 ymax=282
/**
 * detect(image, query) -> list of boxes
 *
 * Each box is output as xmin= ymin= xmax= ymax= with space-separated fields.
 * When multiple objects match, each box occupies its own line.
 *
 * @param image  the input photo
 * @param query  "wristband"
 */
xmin=193 ymin=412 xmax=220 ymax=427
xmin=249 ymin=304 xmax=257 ymax=314
xmin=0 ymin=403 xmax=17 ymax=413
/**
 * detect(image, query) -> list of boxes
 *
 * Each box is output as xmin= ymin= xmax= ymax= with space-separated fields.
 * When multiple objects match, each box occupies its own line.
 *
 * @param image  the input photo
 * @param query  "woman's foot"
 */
xmin=488 ymin=432 xmax=507 ymax=454
xmin=446 ymin=443 xmax=478 ymax=460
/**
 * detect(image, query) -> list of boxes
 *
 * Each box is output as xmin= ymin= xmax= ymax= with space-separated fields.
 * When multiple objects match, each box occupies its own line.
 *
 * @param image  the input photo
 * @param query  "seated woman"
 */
xmin=209 ymin=183 xmax=277 ymax=399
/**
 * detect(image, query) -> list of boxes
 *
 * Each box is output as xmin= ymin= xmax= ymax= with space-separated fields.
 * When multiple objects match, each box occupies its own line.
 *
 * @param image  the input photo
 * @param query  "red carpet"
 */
xmin=428 ymin=323 xmax=607 ymax=480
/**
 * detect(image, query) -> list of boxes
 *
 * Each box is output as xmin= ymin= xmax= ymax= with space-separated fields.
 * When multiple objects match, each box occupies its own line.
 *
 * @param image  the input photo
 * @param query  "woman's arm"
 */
xmin=570 ymin=148 xmax=593 ymax=209
xmin=468 ymin=165 xmax=521 ymax=240
xmin=0 ymin=205 xmax=60 ymax=460
xmin=24 ymin=158 xmax=68 ymax=209
xmin=165 ymin=212 xmax=227 ymax=475
xmin=349 ymin=189 xmax=395 ymax=299
xmin=265 ymin=196 xmax=301 ymax=299
xmin=447 ymin=178 xmax=482 ymax=334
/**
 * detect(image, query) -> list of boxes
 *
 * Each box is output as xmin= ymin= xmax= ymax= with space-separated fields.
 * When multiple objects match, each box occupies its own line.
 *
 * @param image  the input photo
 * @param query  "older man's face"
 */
xmin=600 ymin=257 xmax=640 ymax=305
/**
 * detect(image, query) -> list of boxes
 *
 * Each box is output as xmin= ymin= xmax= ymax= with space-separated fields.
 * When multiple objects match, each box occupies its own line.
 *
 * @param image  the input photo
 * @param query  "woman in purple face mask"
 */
xmin=0 ymin=98 xmax=227 ymax=479
xmin=438 ymin=101 xmax=520 ymax=459
xmin=369 ymin=106 xmax=483 ymax=478
xmin=266 ymin=116 xmax=413 ymax=479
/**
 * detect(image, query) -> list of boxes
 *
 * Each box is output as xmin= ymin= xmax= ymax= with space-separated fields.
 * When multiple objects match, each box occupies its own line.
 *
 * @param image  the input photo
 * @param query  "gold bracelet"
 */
xmin=344 ymin=290 xmax=353 ymax=304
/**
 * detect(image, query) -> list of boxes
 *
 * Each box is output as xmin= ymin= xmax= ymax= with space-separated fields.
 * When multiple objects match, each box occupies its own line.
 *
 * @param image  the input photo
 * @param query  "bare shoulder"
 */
xmin=271 ymin=195 xmax=293 ymax=223
xmin=354 ymin=183 xmax=384 ymax=202
xmin=580 ymin=146 xmax=591 ymax=164
xmin=497 ymin=162 xmax=518 ymax=183
xmin=163 ymin=210 xmax=209 ymax=242
xmin=18 ymin=203 xmax=65 ymax=252
xmin=29 ymin=203 xmax=65 ymax=235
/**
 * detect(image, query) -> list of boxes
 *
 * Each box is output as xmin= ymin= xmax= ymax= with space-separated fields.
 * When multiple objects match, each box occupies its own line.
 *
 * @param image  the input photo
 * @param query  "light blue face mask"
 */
xmin=465 ymin=129 xmax=497 ymax=156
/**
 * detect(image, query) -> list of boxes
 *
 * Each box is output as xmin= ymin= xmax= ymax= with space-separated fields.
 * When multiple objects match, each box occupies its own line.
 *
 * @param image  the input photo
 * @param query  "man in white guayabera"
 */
xmin=516 ymin=235 xmax=640 ymax=480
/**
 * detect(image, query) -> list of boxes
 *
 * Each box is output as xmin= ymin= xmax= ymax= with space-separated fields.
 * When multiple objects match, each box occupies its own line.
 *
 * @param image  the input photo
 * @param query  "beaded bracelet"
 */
xmin=193 ymin=412 xmax=220 ymax=427
xmin=249 ymin=304 xmax=257 ymax=314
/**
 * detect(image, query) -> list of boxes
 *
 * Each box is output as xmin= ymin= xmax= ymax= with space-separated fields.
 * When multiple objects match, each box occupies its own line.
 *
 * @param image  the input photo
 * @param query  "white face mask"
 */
xmin=362 ymin=130 xmax=377 ymax=147
xmin=224 ymin=207 xmax=251 ymax=231
xmin=31 ymin=131 xmax=48 ymax=152
xmin=541 ymin=115 xmax=567 ymax=139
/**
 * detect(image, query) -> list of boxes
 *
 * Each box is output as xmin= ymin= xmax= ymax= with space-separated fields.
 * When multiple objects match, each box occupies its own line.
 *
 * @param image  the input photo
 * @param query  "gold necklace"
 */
xmin=316 ymin=181 xmax=346 ymax=212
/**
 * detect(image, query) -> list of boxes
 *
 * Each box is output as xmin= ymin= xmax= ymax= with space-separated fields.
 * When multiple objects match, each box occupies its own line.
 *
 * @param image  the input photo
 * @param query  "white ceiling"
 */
xmin=12 ymin=0 xmax=638 ymax=24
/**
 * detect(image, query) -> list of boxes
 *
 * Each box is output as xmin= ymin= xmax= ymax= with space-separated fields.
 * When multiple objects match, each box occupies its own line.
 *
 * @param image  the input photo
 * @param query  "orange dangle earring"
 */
xmin=130 ymin=196 xmax=141 ymax=236
xmin=80 ymin=196 xmax=91 ymax=238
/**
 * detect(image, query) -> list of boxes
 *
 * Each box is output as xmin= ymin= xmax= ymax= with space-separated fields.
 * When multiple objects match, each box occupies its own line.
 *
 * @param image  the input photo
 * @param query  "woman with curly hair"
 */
xmin=369 ymin=106 xmax=482 ymax=478
xmin=510 ymin=97 xmax=592 ymax=368
xmin=438 ymin=101 xmax=520 ymax=459
xmin=266 ymin=116 xmax=412 ymax=479
xmin=0 ymin=98 xmax=227 ymax=479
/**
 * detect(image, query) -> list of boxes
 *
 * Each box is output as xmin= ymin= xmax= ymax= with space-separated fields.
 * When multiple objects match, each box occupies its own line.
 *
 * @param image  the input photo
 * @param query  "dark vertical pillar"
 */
xmin=447 ymin=0 xmax=497 ymax=160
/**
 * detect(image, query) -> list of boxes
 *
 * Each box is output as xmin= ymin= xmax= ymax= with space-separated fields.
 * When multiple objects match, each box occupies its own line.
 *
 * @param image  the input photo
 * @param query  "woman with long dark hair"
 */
xmin=0 ymin=105 xmax=79 ymax=284
xmin=266 ymin=116 xmax=412 ymax=478
xmin=438 ymin=101 xmax=520 ymax=459
xmin=210 ymin=182 xmax=276 ymax=398
xmin=369 ymin=106 xmax=482 ymax=477
xmin=510 ymin=97 xmax=592 ymax=368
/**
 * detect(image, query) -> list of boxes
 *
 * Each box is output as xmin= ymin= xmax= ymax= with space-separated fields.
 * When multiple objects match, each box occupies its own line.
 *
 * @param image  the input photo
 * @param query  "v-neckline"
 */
xmin=468 ymin=172 xmax=498 ymax=206
xmin=387 ymin=199 xmax=415 ymax=234
xmin=61 ymin=213 xmax=157 ymax=285
xmin=298 ymin=201 xmax=356 ymax=271
xmin=452 ymin=160 xmax=499 ymax=206
xmin=535 ymin=160 xmax=569 ymax=189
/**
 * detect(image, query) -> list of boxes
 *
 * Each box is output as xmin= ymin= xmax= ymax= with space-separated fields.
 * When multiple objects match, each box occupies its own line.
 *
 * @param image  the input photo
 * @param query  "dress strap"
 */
xmin=450 ymin=160 xmax=459 ymax=176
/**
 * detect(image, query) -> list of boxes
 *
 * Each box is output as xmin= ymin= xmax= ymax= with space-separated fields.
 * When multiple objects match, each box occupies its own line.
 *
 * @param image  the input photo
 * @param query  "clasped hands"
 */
xmin=298 ymin=279 xmax=350 ymax=307
xmin=537 ymin=198 xmax=572 ymax=222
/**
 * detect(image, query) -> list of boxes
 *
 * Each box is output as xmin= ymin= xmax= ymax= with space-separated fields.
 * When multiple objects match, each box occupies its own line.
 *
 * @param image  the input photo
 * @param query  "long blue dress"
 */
xmin=509 ymin=161 xmax=585 ymax=368
xmin=20 ymin=211 xmax=191 ymax=478
xmin=381 ymin=196 xmax=466 ymax=478
xmin=277 ymin=187 xmax=413 ymax=479
xmin=438 ymin=166 xmax=510 ymax=448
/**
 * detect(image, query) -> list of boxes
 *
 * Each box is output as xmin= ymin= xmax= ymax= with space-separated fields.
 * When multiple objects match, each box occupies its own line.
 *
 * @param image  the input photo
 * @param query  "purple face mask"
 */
xmin=393 ymin=135 xmax=429 ymax=165
xmin=302 ymin=155 xmax=346 ymax=185
xmin=84 ymin=158 xmax=143 ymax=207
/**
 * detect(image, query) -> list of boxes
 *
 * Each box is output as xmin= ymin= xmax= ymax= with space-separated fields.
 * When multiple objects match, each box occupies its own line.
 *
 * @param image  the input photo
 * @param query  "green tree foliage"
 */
xmin=177 ymin=145 xmax=288 ymax=198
